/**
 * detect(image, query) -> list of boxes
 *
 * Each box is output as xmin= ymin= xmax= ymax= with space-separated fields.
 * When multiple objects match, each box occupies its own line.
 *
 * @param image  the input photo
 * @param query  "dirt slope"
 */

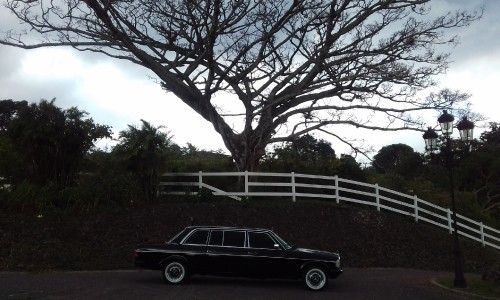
xmin=0 ymin=199 xmax=498 ymax=272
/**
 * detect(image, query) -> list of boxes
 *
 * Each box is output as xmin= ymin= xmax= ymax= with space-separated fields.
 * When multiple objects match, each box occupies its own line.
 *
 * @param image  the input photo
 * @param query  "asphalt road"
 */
xmin=0 ymin=268 xmax=480 ymax=300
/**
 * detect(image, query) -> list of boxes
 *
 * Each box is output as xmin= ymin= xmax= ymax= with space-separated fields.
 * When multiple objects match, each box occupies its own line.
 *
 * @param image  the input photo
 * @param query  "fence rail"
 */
xmin=160 ymin=171 xmax=500 ymax=250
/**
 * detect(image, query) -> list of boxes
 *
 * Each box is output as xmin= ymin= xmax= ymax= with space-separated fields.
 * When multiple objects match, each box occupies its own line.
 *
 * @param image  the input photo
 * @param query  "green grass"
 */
xmin=437 ymin=275 xmax=500 ymax=299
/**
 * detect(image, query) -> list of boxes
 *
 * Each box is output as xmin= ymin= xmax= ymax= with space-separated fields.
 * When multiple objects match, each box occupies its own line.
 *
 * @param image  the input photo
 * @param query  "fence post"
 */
xmin=447 ymin=209 xmax=453 ymax=234
xmin=375 ymin=184 xmax=380 ymax=212
xmin=291 ymin=172 xmax=296 ymax=202
xmin=480 ymin=223 xmax=485 ymax=247
xmin=245 ymin=171 xmax=249 ymax=196
xmin=413 ymin=195 xmax=419 ymax=222
xmin=334 ymin=175 xmax=339 ymax=204
xmin=198 ymin=171 xmax=203 ymax=189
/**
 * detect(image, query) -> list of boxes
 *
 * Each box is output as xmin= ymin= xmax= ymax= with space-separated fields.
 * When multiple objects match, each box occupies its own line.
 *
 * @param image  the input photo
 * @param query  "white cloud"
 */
xmin=20 ymin=48 xmax=85 ymax=79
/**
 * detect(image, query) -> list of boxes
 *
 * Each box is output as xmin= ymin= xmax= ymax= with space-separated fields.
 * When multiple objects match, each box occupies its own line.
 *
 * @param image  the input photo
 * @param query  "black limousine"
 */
xmin=134 ymin=226 xmax=342 ymax=291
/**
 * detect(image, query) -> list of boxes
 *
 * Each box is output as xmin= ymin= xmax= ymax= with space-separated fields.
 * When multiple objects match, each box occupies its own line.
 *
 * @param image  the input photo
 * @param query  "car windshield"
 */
xmin=270 ymin=231 xmax=292 ymax=250
xmin=166 ymin=228 xmax=189 ymax=243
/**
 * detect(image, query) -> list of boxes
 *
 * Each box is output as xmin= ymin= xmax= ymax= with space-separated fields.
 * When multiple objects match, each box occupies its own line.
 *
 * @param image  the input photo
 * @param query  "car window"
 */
xmin=248 ymin=232 xmax=277 ymax=249
xmin=209 ymin=230 xmax=223 ymax=246
xmin=270 ymin=231 xmax=292 ymax=250
xmin=183 ymin=229 xmax=209 ymax=245
xmin=223 ymin=231 xmax=245 ymax=247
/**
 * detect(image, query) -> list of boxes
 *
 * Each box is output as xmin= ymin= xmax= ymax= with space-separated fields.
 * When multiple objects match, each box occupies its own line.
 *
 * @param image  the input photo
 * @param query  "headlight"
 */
xmin=335 ymin=258 xmax=341 ymax=268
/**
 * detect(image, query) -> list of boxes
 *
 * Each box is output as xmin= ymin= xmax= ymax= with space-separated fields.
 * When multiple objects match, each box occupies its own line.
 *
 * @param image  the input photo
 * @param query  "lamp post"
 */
xmin=422 ymin=110 xmax=474 ymax=289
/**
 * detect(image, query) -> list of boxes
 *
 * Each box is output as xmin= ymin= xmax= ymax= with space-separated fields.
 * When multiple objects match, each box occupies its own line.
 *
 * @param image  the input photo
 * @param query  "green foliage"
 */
xmin=372 ymin=143 xmax=423 ymax=178
xmin=61 ymin=174 xmax=142 ymax=212
xmin=480 ymin=122 xmax=500 ymax=145
xmin=0 ymin=99 xmax=28 ymax=130
xmin=336 ymin=154 xmax=366 ymax=182
xmin=260 ymin=134 xmax=337 ymax=175
xmin=455 ymin=191 xmax=499 ymax=228
xmin=368 ymin=173 xmax=409 ymax=194
xmin=1 ymin=182 xmax=60 ymax=214
xmin=437 ymin=275 xmax=500 ymax=299
xmin=113 ymin=119 xmax=174 ymax=200
xmin=79 ymin=149 xmax=145 ymax=205
xmin=456 ymin=144 xmax=500 ymax=220
xmin=164 ymin=144 xmax=238 ymax=192
xmin=260 ymin=135 xmax=365 ymax=181
xmin=283 ymin=134 xmax=336 ymax=161
xmin=0 ymin=178 xmax=143 ymax=215
xmin=1 ymin=147 xmax=146 ymax=214
xmin=0 ymin=135 xmax=24 ymax=181
xmin=405 ymin=178 xmax=439 ymax=203
xmin=239 ymin=195 xmax=251 ymax=205
xmin=1 ymin=99 xmax=111 ymax=186
xmin=197 ymin=187 xmax=215 ymax=202
xmin=167 ymin=143 xmax=236 ymax=172
xmin=0 ymin=100 xmax=28 ymax=181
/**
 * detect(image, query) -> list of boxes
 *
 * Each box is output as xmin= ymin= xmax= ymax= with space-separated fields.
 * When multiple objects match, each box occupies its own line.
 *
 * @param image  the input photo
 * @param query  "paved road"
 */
xmin=0 ymin=268 xmax=478 ymax=300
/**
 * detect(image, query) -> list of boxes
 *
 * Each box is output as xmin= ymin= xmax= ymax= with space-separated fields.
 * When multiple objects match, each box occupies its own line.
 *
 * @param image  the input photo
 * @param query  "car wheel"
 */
xmin=162 ymin=260 xmax=188 ymax=284
xmin=303 ymin=266 xmax=328 ymax=291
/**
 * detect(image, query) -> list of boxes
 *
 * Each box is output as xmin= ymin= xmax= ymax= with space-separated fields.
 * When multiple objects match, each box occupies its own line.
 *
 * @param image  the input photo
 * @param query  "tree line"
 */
xmin=0 ymin=99 xmax=498 ymax=226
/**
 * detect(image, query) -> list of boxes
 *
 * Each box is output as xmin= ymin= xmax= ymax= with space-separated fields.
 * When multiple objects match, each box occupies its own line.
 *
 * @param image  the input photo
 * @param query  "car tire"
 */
xmin=162 ymin=260 xmax=188 ymax=284
xmin=303 ymin=266 xmax=328 ymax=291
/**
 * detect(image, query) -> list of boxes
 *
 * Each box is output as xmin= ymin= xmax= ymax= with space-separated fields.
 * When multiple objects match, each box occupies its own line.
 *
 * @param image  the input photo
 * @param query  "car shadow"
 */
xmin=135 ymin=272 xmax=302 ymax=290
xmin=189 ymin=275 xmax=301 ymax=289
xmin=131 ymin=270 xmax=346 ymax=293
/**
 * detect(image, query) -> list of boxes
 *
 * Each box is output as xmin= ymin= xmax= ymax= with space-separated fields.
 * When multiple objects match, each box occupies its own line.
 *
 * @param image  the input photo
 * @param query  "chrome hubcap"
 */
xmin=309 ymin=273 xmax=322 ymax=285
xmin=168 ymin=266 xmax=181 ymax=278
xmin=165 ymin=262 xmax=184 ymax=283
xmin=306 ymin=269 xmax=325 ymax=289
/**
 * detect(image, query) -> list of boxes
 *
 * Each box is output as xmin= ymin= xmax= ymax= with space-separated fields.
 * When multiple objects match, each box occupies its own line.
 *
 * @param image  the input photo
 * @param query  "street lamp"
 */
xmin=422 ymin=110 xmax=474 ymax=289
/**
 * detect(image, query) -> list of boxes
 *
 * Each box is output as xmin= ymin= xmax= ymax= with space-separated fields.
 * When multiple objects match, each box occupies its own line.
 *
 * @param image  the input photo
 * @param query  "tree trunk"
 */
xmin=222 ymin=131 xmax=267 ymax=173
xmin=234 ymin=147 xmax=263 ymax=172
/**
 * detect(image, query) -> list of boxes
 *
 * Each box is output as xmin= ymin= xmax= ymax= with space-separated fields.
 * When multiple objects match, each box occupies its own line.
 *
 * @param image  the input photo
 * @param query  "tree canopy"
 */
xmin=261 ymin=134 xmax=336 ymax=174
xmin=113 ymin=119 xmax=174 ymax=200
xmin=372 ymin=143 xmax=422 ymax=178
xmin=0 ymin=99 xmax=111 ymax=186
xmin=456 ymin=123 xmax=500 ymax=216
xmin=0 ymin=0 xmax=481 ymax=171
xmin=480 ymin=122 xmax=500 ymax=145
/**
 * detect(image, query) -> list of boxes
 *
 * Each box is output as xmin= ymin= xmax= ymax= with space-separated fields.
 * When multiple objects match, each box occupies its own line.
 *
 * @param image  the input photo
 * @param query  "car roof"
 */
xmin=167 ymin=226 xmax=280 ymax=244
xmin=185 ymin=225 xmax=272 ymax=232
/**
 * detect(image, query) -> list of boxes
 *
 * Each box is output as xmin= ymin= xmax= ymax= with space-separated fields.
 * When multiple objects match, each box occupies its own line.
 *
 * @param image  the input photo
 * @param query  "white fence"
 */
xmin=160 ymin=171 xmax=500 ymax=250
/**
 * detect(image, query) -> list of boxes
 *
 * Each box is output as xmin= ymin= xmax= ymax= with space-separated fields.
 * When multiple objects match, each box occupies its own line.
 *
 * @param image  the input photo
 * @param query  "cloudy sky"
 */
xmin=0 ymin=1 xmax=499 ymax=159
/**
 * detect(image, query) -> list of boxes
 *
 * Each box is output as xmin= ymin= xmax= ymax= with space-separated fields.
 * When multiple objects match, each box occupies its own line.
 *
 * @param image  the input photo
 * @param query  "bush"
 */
xmin=197 ymin=187 xmax=215 ymax=202
xmin=0 ymin=172 xmax=147 ymax=214
xmin=2 ymin=182 xmax=60 ymax=214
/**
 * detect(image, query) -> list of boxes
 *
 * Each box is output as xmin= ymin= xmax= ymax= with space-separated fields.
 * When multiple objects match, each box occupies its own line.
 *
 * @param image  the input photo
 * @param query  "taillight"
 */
xmin=133 ymin=251 xmax=139 ymax=258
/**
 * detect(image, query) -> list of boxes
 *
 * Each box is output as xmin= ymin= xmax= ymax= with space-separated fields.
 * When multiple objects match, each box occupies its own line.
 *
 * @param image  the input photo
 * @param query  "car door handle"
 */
xmin=247 ymin=251 xmax=258 ymax=255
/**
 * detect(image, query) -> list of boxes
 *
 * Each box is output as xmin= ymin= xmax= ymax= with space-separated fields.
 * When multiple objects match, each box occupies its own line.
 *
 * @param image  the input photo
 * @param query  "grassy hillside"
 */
xmin=0 ymin=197 xmax=498 ymax=272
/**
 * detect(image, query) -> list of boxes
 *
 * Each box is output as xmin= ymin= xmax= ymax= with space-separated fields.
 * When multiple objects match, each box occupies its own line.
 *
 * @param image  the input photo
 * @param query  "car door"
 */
xmin=179 ymin=229 xmax=210 ymax=274
xmin=246 ymin=231 xmax=297 ymax=278
xmin=205 ymin=229 xmax=248 ymax=276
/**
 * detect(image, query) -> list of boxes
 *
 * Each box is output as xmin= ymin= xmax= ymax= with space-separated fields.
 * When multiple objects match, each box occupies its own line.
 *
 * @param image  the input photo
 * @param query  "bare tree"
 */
xmin=0 ymin=0 xmax=480 ymax=171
